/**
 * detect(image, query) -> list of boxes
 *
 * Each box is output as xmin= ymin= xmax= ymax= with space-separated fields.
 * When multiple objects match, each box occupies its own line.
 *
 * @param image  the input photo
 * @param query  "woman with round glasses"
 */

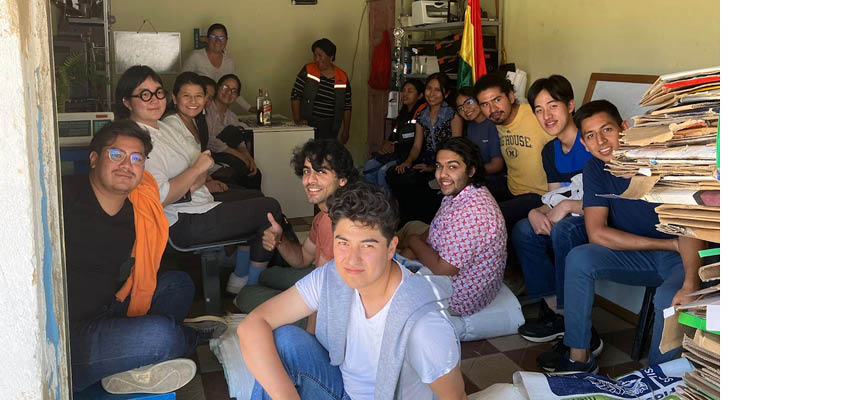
xmin=455 ymin=86 xmax=508 ymax=201
xmin=205 ymin=73 xmax=262 ymax=190
xmin=182 ymin=23 xmax=254 ymax=113
xmin=115 ymin=65 xmax=284 ymax=296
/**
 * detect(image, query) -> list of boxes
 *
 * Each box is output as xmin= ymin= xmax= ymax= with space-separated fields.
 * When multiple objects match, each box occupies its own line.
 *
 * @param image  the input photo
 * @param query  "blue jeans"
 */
xmin=70 ymin=271 xmax=199 ymax=391
xmin=563 ymin=244 xmax=684 ymax=365
xmin=512 ymin=215 xmax=587 ymax=309
xmin=251 ymin=325 xmax=349 ymax=400
xmin=363 ymin=158 xmax=397 ymax=187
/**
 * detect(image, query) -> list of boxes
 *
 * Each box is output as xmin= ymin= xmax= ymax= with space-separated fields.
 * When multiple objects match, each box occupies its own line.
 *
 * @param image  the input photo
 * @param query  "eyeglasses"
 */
xmin=130 ymin=88 xmax=167 ymax=102
xmin=220 ymin=84 xmax=239 ymax=95
xmin=456 ymin=98 xmax=475 ymax=112
xmin=106 ymin=148 xmax=147 ymax=165
xmin=208 ymin=34 xmax=227 ymax=41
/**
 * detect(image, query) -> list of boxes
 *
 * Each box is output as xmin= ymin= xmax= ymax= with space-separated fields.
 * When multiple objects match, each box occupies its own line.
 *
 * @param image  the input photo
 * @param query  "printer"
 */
xmin=412 ymin=1 xmax=448 ymax=25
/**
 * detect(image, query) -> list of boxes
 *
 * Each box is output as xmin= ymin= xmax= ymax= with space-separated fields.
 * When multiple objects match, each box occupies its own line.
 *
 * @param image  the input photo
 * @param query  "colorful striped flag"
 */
xmin=457 ymin=0 xmax=486 ymax=89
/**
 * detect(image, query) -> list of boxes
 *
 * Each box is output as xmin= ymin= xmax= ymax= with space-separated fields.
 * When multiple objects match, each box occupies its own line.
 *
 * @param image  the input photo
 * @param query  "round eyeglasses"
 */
xmin=106 ymin=148 xmax=147 ymax=165
xmin=130 ymin=88 xmax=167 ymax=102
xmin=456 ymin=97 xmax=475 ymax=112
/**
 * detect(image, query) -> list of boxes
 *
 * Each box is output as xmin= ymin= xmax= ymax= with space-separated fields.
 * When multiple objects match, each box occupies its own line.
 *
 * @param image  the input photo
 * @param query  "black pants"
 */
xmin=499 ymin=192 xmax=543 ymax=271
xmin=211 ymin=188 xmax=265 ymax=202
xmin=212 ymin=152 xmax=263 ymax=190
xmin=169 ymin=196 xmax=281 ymax=262
xmin=310 ymin=118 xmax=340 ymax=142
xmin=386 ymin=168 xmax=443 ymax=227
xmin=486 ymin=175 xmax=512 ymax=203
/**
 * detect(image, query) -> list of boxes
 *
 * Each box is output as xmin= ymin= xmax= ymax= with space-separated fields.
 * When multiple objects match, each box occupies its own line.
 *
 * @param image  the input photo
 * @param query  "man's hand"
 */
xmin=339 ymin=130 xmax=350 ymax=145
xmin=671 ymin=282 xmax=700 ymax=307
xmin=528 ymin=208 xmax=552 ymax=235
xmin=206 ymin=180 xmax=229 ymax=193
xmin=262 ymin=213 xmax=283 ymax=251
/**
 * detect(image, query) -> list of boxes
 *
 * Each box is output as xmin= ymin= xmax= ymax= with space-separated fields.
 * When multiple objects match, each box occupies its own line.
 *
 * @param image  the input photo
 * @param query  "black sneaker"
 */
xmin=537 ymin=328 xmax=604 ymax=372
xmin=553 ymin=355 xmax=599 ymax=374
xmin=519 ymin=301 xmax=564 ymax=342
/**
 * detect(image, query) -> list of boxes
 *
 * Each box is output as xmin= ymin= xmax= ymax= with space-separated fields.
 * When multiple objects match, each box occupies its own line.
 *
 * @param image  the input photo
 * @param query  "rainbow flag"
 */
xmin=457 ymin=0 xmax=486 ymax=89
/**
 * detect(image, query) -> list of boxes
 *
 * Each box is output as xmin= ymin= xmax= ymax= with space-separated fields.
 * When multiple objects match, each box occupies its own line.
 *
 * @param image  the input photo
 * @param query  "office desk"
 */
xmin=245 ymin=120 xmax=315 ymax=219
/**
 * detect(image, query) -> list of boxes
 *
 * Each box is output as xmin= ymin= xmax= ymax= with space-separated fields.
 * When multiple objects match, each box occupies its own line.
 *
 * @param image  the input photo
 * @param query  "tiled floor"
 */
xmin=167 ymin=215 xmax=650 ymax=399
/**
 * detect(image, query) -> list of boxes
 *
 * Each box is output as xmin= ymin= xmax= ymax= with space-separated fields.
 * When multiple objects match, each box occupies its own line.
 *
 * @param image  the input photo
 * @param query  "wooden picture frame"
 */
xmin=582 ymin=72 xmax=659 ymax=127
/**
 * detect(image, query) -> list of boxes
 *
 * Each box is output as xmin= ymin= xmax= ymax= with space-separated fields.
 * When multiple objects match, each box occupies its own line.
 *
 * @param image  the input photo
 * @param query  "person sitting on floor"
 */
xmin=205 ymin=73 xmax=262 ymax=190
xmin=235 ymin=139 xmax=360 ymax=313
xmin=455 ymin=86 xmax=508 ymax=201
xmin=549 ymin=100 xmax=707 ymax=373
xmin=512 ymin=76 xmax=601 ymax=367
xmin=65 ymin=120 xmax=226 ymax=394
xmin=363 ymin=79 xmax=427 ymax=187
xmin=399 ymin=137 xmax=507 ymax=316
xmin=238 ymin=181 xmax=466 ymax=400
xmin=387 ymin=72 xmax=462 ymax=225
xmin=115 ymin=65 xmax=282 ymax=297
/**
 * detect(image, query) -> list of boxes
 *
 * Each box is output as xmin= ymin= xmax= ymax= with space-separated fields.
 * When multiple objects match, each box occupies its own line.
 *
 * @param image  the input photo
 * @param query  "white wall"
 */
xmin=0 ymin=0 xmax=70 ymax=398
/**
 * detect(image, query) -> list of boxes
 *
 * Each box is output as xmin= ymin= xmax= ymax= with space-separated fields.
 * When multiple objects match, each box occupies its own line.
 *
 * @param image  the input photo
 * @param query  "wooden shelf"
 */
xmin=401 ymin=20 xmax=500 ymax=32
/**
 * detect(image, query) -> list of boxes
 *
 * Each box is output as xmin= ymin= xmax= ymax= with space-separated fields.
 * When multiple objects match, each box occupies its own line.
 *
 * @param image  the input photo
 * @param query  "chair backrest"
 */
xmin=167 ymin=236 xmax=250 ymax=253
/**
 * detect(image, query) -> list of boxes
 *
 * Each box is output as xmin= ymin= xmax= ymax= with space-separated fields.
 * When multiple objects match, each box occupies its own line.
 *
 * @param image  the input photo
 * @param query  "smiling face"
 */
xmin=123 ymin=77 xmax=166 ymax=127
xmin=302 ymin=158 xmax=347 ymax=210
xmin=89 ymin=135 xmax=146 ymax=195
xmin=533 ymin=89 xmax=575 ymax=137
xmin=455 ymin=94 xmax=481 ymax=122
xmin=216 ymin=77 xmax=239 ymax=107
xmin=400 ymin=82 xmax=422 ymax=109
xmin=424 ymin=78 xmax=446 ymax=107
xmin=579 ymin=111 xmax=628 ymax=162
xmin=435 ymin=149 xmax=473 ymax=196
xmin=333 ymin=217 xmax=398 ymax=291
xmin=476 ymin=87 xmax=515 ymax=125
xmin=174 ymin=83 xmax=205 ymax=119
xmin=207 ymin=28 xmax=227 ymax=54
xmin=313 ymin=47 xmax=333 ymax=70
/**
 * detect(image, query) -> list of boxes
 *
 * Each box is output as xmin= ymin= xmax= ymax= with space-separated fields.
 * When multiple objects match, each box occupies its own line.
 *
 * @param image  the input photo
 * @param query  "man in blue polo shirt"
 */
xmin=548 ymin=100 xmax=706 ymax=373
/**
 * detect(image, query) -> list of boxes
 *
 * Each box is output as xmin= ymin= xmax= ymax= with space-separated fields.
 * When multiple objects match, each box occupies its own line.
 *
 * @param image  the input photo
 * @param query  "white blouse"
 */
xmin=139 ymin=116 xmax=220 ymax=226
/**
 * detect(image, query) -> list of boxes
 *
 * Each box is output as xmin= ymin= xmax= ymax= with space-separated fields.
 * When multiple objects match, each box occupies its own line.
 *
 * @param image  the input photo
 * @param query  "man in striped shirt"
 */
xmin=291 ymin=38 xmax=353 ymax=144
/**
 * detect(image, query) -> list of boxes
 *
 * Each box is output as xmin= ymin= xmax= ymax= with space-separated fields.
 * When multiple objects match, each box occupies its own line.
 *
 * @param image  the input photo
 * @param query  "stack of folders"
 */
xmin=674 ymin=262 xmax=720 ymax=400
xmin=603 ymin=66 xmax=720 ymax=242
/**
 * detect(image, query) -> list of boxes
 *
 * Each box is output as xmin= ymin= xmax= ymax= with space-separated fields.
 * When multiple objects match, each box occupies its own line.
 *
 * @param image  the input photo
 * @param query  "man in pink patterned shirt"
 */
xmin=401 ymin=137 xmax=507 ymax=316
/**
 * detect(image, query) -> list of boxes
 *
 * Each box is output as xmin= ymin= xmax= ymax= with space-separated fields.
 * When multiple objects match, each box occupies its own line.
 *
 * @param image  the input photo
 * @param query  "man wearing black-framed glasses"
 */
xmin=64 ymin=120 xmax=226 ymax=394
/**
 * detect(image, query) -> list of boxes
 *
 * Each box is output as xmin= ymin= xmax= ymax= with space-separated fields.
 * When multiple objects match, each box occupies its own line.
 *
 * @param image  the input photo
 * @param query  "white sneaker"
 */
xmin=225 ymin=272 xmax=249 ymax=295
xmin=183 ymin=315 xmax=228 ymax=342
xmin=101 ymin=358 xmax=196 ymax=394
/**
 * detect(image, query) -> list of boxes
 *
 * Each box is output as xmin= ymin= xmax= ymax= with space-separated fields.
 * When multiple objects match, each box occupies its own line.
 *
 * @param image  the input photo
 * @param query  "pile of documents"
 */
xmin=606 ymin=66 xmax=720 ymax=242
xmin=657 ymin=261 xmax=720 ymax=400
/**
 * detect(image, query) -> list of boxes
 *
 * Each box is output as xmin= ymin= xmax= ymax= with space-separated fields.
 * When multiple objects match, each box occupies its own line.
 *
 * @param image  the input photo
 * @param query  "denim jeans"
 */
xmin=563 ymin=244 xmax=685 ymax=365
xmin=363 ymin=158 xmax=397 ymax=187
xmin=251 ymin=325 xmax=349 ymax=400
xmin=70 ymin=271 xmax=199 ymax=391
xmin=512 ymin=215 xmax=587 ymax=309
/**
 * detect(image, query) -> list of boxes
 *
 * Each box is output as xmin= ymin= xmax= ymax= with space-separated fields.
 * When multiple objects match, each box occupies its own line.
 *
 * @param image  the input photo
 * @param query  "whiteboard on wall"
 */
xmin=582 ymin=73 xmax=658 ymax=126
xmin=113 ymin=31 xmax=181 ymax=74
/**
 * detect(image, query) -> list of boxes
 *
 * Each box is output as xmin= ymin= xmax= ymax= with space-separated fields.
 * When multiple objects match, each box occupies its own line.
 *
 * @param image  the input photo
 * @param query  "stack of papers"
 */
xmin=678 ymin=331 xmax=721 ymax=400
xmin=603 ymin=67 xmax=720 ymax=240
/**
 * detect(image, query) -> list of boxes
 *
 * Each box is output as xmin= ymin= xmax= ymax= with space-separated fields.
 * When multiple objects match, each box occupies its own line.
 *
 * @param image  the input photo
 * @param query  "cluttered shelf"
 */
xmin=402 ymin=19 xmax=500 ymax=32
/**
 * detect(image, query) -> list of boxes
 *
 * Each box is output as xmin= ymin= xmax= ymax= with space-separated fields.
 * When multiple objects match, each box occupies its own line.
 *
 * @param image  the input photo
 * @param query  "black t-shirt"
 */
xmin=62 ymin=174 xmax=136 ymax=323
